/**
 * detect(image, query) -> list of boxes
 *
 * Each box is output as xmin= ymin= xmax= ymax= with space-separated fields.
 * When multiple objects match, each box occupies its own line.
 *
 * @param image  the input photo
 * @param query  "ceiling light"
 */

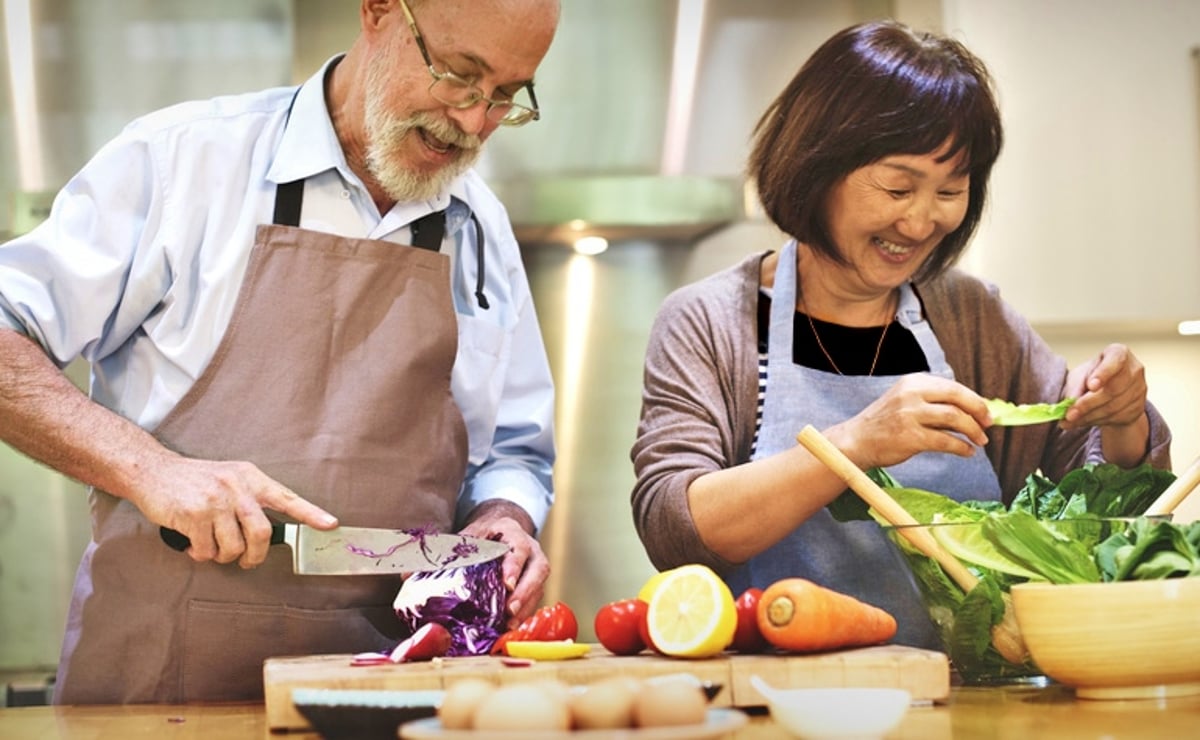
xmin=1178 ymin=320 xmax=1200 ymax=336
xmin=572 ymin=236 xmax=608 ymax=256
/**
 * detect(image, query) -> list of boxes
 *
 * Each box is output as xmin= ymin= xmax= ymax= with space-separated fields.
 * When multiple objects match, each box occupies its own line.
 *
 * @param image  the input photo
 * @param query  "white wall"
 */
xmin=944 ymin=0 xmax=1200 ymax=324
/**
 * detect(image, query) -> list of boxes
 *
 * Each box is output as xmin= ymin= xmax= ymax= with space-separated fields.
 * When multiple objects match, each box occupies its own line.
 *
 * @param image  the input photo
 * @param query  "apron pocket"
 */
xmin=182 ymin=599 xmax=396 ymax=702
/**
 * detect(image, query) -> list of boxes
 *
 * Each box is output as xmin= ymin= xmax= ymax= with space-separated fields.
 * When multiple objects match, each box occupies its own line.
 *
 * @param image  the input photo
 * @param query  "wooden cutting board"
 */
xmin=263 ymin=644 xmax=950 ymax=730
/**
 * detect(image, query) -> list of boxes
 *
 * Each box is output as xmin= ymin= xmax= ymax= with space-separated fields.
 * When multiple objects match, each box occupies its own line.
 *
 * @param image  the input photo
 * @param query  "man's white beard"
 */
xmin=363 ymin=62 xmax=482 ymax=204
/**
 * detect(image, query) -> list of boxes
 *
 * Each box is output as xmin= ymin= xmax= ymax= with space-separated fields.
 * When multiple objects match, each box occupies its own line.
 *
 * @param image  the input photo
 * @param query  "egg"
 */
xmin=569 ymin=676 xmax=640 ymax=729
xmin=437 ymin=678 xmax=494 ymax=730
xmin=472 ymin=681 xmax=571 ymax=732
xmin=633 ymin=676 xmax=708 ymax=727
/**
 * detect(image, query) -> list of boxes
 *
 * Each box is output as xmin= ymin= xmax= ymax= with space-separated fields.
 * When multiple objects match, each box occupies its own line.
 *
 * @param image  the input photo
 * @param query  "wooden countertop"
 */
xmin=2 ymin=684 xmax=1199 ymax=739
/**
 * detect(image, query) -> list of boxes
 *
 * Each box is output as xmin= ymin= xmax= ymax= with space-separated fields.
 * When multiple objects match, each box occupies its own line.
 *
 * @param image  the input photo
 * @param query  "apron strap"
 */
xmin=273 ymin=180 xmax=305 ymax=227
xmin=409 ymin=210 xmax=447 ymax=251
xmin=271 ymin=182 xmax=480 ymax=307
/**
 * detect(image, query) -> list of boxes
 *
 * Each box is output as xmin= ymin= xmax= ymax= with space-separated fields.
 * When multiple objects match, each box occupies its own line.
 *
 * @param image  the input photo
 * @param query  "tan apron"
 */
xmin=54 ymin=180 xmax=468 ymax=704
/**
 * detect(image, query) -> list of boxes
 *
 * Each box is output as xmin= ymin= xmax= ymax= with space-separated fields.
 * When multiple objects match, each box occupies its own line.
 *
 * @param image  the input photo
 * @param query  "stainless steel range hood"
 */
xmin=470 ymin=0 xmax=888 ymax=246
xmin=492 ymin=175 xmax=742 ymax=244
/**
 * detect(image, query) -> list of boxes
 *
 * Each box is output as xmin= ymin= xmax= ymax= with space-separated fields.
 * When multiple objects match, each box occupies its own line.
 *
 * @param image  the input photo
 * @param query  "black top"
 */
xmin=757 ymin=291 xmax=929 ymax=376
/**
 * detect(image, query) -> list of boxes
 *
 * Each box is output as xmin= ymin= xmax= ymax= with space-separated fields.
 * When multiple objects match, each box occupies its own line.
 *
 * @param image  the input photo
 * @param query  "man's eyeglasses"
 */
xmin=397 ymin=0 xmax=540 ymax=127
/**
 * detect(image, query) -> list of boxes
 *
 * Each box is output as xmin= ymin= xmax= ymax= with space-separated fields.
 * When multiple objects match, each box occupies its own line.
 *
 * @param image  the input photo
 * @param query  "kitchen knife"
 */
xmin=159 ymin=524 xmax=509 ymax=575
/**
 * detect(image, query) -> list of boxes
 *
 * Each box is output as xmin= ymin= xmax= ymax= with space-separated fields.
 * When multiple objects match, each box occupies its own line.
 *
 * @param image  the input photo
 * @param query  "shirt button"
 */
xmin=341 ymin=190 xmax=350 ymax=199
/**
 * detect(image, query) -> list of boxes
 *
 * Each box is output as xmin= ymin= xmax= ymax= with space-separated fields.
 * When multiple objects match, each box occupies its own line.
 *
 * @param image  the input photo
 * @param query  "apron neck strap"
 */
xmin=409 ymin=210 xmax=446 ymax=251
xmin=273 ymin=180 xmax=305 ymax=226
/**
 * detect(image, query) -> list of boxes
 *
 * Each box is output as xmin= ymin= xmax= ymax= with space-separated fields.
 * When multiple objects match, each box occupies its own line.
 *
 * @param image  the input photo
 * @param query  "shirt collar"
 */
xmin=266 ymin=55 xmax=346 ymax=186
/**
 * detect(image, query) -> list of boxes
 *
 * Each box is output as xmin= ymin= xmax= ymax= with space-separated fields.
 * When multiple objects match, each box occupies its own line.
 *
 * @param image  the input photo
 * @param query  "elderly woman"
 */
xmin=629 ymin=20 xmax=1171 ymax=648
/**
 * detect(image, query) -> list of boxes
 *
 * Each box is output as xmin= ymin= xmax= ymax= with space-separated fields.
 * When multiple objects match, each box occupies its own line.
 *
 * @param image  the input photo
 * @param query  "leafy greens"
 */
xmin=984 ymin=397 xmax=1075 ymax=426
xmin=840 ymin=462 xmax=1192 ymax=680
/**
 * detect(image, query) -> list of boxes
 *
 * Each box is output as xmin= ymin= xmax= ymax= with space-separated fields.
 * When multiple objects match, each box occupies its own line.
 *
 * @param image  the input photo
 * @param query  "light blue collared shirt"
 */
xmin=0 ymin=57 xmax=556 ymax=530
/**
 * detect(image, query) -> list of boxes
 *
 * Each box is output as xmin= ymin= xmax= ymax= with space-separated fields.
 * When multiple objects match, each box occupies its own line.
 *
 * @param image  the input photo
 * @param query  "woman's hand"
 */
xmin=824 ymin=373 xmax=991 ymax=470
xmin=1062 ymin=343 xmax=1150 ymax=466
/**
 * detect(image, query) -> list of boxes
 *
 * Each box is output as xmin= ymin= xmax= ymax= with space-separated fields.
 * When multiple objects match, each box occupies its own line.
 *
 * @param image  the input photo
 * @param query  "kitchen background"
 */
xmin=1 ymin=0 xmax=1198 ymax=698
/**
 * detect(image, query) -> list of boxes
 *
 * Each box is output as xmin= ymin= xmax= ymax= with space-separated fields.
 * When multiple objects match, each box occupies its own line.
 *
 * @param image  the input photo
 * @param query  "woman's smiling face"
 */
xmin=823 ymin=144 xmax=971 ymax=293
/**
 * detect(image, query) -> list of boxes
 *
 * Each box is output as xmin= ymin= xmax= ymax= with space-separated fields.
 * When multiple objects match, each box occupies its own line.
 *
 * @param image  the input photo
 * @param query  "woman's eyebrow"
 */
xmin=879 ymin=162 xmax=927 ymax=178
xmin=879 ymin=161 xmax=969 ymax=180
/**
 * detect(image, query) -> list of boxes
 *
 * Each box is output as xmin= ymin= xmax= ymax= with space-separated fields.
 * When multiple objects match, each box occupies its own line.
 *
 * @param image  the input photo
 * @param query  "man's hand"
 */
xmin=132 ymin=455 xmax=337 ymax=569
xmin=459 ymin=499 xmax=550 ymax=629
xmin=0 ymin=329 xmax=339 ymax=570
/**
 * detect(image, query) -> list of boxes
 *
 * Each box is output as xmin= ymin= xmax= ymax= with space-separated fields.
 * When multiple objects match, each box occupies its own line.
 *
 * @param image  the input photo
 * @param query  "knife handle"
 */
xmin=159 ymin=523 xmax=287 ymax=551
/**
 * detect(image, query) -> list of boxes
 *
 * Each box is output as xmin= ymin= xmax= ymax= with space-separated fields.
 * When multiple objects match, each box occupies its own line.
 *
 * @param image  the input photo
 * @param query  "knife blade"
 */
xmin=158 ymin=524 xmax=509 ymax=575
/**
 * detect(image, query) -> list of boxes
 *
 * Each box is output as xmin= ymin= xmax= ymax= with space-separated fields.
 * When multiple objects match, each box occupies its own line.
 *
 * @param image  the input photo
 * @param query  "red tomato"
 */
xmin=515 ymin=602 xmax=579 ymax=642
xmin=489 ymin=630 xmax=517 ymax=656
xmin=731 ymin=588 xmax=768 ymax=653
xmin=593 ymin=599 xmax=648 ymax=655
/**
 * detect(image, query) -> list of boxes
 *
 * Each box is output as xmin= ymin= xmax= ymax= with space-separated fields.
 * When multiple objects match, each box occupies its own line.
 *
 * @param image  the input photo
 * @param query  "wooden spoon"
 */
xmin=1144 ymin=454 xmax=1200 ymax=517
xmin=796 ymin=424 xmax=1028 ymax=666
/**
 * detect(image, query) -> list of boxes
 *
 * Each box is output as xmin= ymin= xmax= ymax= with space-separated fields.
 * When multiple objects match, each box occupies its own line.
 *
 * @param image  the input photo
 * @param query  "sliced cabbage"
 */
xmin=392 ymin=559 xmax=507 ymax=656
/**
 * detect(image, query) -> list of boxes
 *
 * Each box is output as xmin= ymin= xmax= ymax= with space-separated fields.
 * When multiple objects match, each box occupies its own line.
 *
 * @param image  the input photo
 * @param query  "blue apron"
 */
xmin=725 ymin=240 xmax=1002 ymax=649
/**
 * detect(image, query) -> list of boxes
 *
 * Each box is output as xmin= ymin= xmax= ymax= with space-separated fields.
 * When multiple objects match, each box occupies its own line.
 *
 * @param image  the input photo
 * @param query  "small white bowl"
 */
xmin=750 ymin=676 xmax=911 ymax=739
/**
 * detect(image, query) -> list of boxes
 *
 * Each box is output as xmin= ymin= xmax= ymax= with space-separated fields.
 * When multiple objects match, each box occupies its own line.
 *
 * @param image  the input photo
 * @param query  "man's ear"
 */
xmin=361 ymin=0 xmax=394 ymax=33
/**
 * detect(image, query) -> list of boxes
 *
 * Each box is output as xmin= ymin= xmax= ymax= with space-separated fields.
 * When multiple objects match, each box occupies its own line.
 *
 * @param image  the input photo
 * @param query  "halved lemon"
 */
xmin=637 ymin=570 xmax=670 ymax=603
xmin=504 ymin=640 xmax=591 ymax=660
xmin=644 ymin=564 xmax=736 ymax=658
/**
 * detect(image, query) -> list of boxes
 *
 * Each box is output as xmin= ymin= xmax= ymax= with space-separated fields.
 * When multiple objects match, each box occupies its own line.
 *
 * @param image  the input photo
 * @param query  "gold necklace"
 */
xmin=802 ymin=293 xmax=896 ymax=377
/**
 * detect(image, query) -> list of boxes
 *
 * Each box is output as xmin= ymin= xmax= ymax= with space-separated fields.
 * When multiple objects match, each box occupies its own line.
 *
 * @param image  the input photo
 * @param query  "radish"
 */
xmin=389 ymin=622 xmax=453 ymax=663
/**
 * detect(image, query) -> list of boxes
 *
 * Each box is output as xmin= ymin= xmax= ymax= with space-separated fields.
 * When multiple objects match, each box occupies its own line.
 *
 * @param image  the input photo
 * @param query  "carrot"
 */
xmin=756 ymin=578 xmax=897 ymax=652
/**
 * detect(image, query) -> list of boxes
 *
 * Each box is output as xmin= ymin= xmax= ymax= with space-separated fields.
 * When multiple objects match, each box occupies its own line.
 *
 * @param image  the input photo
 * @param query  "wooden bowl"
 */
xmin=1011 ymin=578 xmax=1200 ymax=699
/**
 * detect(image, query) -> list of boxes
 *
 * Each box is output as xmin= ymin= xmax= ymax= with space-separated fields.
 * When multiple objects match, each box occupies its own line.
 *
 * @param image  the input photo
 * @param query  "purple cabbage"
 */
xmin=392 ymin=559 xmax=507 ymax=656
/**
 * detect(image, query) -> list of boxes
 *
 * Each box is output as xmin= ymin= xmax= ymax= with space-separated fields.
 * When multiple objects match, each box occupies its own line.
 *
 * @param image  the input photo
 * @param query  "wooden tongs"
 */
xmin=796 ymin=425 xmax=1028 ymax=666
xmin=1145 ymin=454 xmax=1200 ymax=517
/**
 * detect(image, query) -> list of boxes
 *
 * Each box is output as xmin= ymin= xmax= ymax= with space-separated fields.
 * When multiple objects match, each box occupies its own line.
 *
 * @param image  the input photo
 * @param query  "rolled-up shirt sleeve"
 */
xmin=0 ymin=131 xmax=160 ymax=367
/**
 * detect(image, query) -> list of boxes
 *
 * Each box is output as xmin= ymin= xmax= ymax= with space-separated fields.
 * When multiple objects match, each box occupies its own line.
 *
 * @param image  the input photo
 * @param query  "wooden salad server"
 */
xmin=1145 ymin=453 xmax=1200 ymax=517
xmin=796 ymin=424 xmax=1029 ymax=666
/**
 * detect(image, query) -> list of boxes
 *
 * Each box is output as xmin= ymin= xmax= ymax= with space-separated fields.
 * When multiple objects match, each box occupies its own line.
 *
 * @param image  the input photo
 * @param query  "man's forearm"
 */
xmin=0 ymin=328 xmax=172 ymax=500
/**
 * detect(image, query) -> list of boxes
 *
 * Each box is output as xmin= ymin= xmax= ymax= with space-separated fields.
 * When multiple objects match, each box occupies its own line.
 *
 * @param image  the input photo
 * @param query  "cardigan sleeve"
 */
xmin=629 ymin=254 xmax=764 ymax=572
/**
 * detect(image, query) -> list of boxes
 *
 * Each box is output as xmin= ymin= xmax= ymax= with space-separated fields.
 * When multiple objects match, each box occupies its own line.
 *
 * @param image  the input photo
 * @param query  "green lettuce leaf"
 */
xmin=1010 ymin=463 xmax=1173 ymax=519
xmin=981 ymin=511 xmax=1100 ymax=583
xmin=985 ymin=397 xmax=1075 ymax=426
xmin=825 ymin=467 xmax=900 ymax=522
xmin=1095 ymin=518 xmax=1200 ymax=581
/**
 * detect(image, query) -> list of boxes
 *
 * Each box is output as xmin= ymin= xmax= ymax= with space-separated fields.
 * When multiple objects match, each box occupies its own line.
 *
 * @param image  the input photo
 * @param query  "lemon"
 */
xmin=504 ymin=640 xmax=591 ymax=660
xmin=637 ymin=570 xmax=670 ymax=603
xmin=644 ymin=564 xmax=736 ymax=658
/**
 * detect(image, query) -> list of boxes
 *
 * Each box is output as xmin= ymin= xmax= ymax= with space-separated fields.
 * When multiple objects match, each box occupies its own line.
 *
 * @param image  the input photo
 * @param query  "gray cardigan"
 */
xmin=630 ymin=250 xmax=1172 ymax=573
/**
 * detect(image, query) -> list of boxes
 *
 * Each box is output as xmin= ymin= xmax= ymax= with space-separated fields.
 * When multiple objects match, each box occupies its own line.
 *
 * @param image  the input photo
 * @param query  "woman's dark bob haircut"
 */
xmin=748 ymin=20 xmax=1003 ymax=282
